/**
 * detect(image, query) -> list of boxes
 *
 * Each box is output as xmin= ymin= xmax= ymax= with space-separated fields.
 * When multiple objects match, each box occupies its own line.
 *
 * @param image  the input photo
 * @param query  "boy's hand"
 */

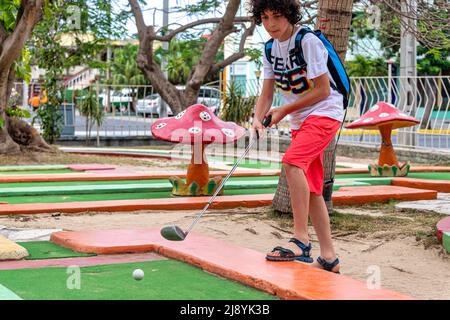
xmin=265 ymin=107 xmax=287 ymax=127
xmin=251 ymin=118 xmax=265 ymax=140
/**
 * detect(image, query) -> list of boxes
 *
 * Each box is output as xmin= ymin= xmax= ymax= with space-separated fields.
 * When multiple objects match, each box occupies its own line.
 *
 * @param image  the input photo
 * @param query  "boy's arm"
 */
xmin=252 ymin=79 xmax=275 ymax=137
xmin=266 ymin=74 xmax=330 ymax=125
xmin=254 ymin=79 xmax=275 ymax=122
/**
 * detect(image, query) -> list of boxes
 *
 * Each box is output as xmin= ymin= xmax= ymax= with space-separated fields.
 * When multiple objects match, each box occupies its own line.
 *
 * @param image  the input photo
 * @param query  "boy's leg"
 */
xmin=266 ymin=163 xmax=310 ymax=258
xmin=308 ymin=193 xmax=340 ymax=272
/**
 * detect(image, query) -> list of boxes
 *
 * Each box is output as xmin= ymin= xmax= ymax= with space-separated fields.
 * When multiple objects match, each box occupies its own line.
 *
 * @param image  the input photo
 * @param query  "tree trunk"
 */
xmin=273 ymin=0 xmax=354 ymax=215
xmin=316 ymin=0 xmax=354 ymax=62
xmin=7 ymin=117 xmax=52 ymax=152
xmin=318 ymin=0 xmax=353 ymax=213
xmin=0 ymin=0 xmax=48 ymax=154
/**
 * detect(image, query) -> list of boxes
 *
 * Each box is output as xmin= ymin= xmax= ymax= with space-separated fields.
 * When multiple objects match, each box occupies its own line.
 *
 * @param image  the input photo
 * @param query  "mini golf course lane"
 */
xmin=0 ymin=186 xmax=437 ymax=215
xmin=0 ymin=175 xmax=406 ymax=205
xmin=17 ymin=241 xmax=97 ymax=260
xmin=49 ymin=228 xmax=413 ymax=300
xmin=0 ymin=260 xmax=277 ymax=300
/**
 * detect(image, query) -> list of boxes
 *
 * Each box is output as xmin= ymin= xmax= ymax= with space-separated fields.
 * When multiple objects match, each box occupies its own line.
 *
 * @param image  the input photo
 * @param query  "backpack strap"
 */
xmin=294 ymin=27 xmax=339 ymax=92
xmin=264 ymin=38 xmax=275 ymax=65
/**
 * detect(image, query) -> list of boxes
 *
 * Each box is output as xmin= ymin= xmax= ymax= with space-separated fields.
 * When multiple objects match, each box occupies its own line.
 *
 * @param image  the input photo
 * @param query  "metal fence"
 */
xmin=12 ymin=75 xmax=450 ymax=151
xmin=343 ymin=76 xmax=450 ymax=150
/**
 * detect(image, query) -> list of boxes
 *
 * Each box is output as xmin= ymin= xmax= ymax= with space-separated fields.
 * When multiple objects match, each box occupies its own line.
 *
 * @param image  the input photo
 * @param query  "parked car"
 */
xmin=136 ymin=86 xmax=222 ymax=118
xmin=136 ymin=93 xmax=173 ymax=117
xmin=99 ymin=89 xmax=133 ymax=113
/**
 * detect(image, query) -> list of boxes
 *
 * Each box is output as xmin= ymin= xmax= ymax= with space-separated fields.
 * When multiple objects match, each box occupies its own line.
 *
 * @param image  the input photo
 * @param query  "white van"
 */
xmin=137 ymin=85 xmax=222 ymax=117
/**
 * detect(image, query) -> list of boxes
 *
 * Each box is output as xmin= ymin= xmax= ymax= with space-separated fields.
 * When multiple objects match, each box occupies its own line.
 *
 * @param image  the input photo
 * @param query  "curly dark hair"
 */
xmin=248 ymin=0 xmax=302 ymax=26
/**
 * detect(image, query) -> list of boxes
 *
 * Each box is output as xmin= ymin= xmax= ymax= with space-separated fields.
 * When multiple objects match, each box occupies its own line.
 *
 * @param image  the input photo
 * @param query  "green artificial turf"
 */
xmin=0 ymin=260 xmax=278 ymax=300
xmin=335 ymin=172 xmax=450 ymax=181
xmin=17 ymin=241 xmax=96 ymax=260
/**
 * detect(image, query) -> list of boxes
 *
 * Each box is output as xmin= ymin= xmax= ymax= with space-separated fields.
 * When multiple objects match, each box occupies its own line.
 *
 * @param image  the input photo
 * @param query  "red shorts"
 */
xmin=282 ymin=115 xmax=341 ymax=196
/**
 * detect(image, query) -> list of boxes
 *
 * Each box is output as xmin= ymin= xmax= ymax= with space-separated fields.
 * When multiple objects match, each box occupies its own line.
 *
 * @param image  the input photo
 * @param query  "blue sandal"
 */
xmin=317 ymin=256 xmax=340 ymax=274
xmin=266 ymin=238 xmax=313 ymax=263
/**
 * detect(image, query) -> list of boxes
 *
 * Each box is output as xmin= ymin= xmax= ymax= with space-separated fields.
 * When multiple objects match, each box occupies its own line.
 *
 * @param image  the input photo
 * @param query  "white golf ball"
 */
xmin=132 ymin=269 xmax=144 ymax=281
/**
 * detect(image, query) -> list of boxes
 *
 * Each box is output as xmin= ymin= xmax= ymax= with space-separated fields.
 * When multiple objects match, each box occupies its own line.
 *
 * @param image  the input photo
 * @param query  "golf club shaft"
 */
xmin=185 ymin=135 xmax=258 ymax=235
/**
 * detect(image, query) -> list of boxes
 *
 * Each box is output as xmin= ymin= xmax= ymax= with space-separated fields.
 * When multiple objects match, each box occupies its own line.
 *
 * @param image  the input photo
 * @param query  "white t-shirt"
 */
xmin=263 ymin=27 xmax=344 ymax=130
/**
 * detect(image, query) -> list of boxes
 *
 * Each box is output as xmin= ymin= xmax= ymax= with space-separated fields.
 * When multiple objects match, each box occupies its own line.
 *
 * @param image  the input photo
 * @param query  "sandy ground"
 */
xmin=1 ymin=206 xmax=449 ymax=300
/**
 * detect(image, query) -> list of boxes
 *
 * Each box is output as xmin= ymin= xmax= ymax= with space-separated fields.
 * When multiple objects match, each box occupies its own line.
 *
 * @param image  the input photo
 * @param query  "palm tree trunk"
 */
xmin=273 ymin=0 xmax=354 ymax=215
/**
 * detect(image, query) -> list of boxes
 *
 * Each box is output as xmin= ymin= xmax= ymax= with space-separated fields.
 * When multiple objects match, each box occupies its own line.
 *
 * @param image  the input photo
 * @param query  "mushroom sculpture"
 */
xmin=345 ymin=101 xmax=420 ymax=177
xmin=151 ymin=104 xmax=246 ymax=196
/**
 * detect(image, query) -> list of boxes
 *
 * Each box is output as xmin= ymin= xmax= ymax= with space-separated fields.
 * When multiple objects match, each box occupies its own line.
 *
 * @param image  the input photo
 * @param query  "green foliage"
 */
xmin=109 ymin=45 xmax=147 ymax=86
xmin=349 ymin=4 xmax=449 ymax=76
xmin=77 ymin=86 xmax=104 ymax=143
xmin=345 ymin=55 xmax=387 ymax=77
xmin=32 ymin=104 xmax=64 ymax=144
xmin=31 ymin=1 xmax=130 ymax=77
xmin=6 ymin=107 xmax=31 ymax=119
xmin=175 ymin=0 xmax=222 ymax=17
xmin=244 ymin=48 xmax=263 ymax=70
xmin=154 ymin=38 xmax=222 ymax=84
xmin=31 ymin=75 xmax=65 ymax=144
xmin=221 ymin=81 xmax=256 ymax=126
xmin=0 ymin=118 xmax=4 ymax=130
xmin=0 ymin=0 xmax=21 ymax=32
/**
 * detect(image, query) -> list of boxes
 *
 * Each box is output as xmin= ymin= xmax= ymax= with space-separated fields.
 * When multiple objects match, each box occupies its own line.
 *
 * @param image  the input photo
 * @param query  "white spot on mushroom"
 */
xmin=221 ymin=128 xmax=235 ymax=137
xmin=370 ymin=105 xmax=379 ymax=112
xmin=199 ymin=111 xmax=211 ymax=121
xmin=352 ymin=118 xmax=361 ymax=123
xmin=175 ymin=110 xmax=186 ymax=119
xmin=155 ymin=123 xmax=167 ymax=129
xmin=399 ymin=112 xmax=409 ymax=117
xmin=188 ymin=127 xmax=202 ymax=134
xmin=378 ymin=113 xmax=390 ymax=118
xmin=362 ymin=117 xmax=374 ymax=123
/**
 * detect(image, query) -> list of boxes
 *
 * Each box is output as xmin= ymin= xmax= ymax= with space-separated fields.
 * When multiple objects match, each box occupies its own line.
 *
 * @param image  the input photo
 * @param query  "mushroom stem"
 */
xmin=378 ymin=124 xmax=399 ymax=167
xmin=186 ymin=144 xmax=209 ymax=187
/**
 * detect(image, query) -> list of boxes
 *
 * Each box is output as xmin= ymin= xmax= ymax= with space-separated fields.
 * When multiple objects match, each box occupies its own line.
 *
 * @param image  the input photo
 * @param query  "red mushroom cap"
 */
xmin=151 ymin=104 xmax=246 ymax=145
xmin=345 ymin=102 xmax=420 ymax=130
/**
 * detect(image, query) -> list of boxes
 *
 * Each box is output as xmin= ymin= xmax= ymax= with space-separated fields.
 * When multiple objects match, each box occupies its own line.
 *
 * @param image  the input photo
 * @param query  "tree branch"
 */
xmin=154 ymin=16 xmax=252 ymax=41
xmin=211 ymin=22 xmax=256 ymax=73
xmin=128 ymin=0 xmax=148 ymax=39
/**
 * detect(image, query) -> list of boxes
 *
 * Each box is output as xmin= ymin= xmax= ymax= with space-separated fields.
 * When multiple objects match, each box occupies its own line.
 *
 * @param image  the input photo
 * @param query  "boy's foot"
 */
xmin=265 ymin=238 xmax=313 ymax=263
xmin=312 ymin=256 xmax=340 ymax=274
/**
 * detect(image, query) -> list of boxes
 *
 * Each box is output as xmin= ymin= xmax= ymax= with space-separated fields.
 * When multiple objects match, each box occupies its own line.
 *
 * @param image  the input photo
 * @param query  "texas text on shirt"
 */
xmin=263 ymin=28 xmax=344 ymax=130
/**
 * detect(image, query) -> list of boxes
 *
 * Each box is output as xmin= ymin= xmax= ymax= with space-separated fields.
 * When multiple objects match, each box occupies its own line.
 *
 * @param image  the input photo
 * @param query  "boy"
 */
xmin=250 ymin=0 xmax=344 ymax=273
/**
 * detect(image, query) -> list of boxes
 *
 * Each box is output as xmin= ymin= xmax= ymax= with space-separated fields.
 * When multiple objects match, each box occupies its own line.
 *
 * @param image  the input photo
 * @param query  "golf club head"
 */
xmin=160 ymin=225 xmax=187 ymax=241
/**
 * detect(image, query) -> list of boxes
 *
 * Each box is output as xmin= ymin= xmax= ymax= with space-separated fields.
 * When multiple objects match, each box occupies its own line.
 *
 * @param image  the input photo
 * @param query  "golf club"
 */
xmin=161 ymin=115 xmax=272 ymax=241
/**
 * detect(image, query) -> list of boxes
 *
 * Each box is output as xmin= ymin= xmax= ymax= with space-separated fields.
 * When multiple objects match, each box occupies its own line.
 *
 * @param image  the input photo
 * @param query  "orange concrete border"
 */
xmin=392 ymin=178 xmax=450 ymax=193
xmin=0 ymin=186 xmax=436 ymax=215
xmin=49 ymin=228 xmax=413 ymax=300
